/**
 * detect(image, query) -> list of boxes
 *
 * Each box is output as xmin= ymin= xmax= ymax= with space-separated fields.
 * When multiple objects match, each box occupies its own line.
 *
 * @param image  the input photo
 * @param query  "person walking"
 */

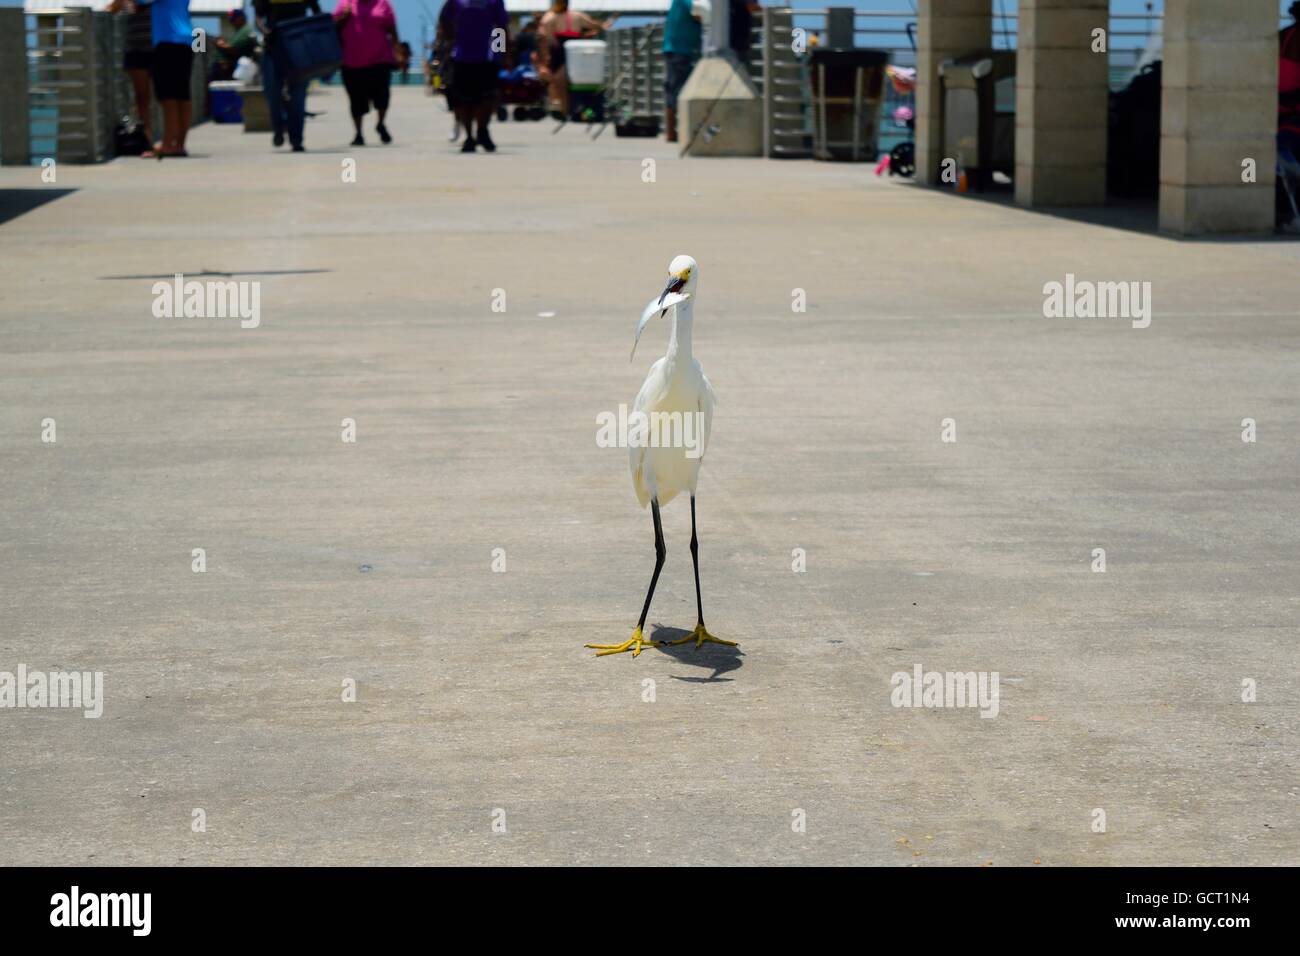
xmin=436 ymin=0 xmax=509 ymax=153
xmin=106 ymin=0 xmax=156 ymax=152
xmin=661 ymin=0 xmax=703 ymax=143
xmin=334 ymin=0 xmax=401 ymax=146
xmin=254 ymin=0 xmax=321 ymax=152
xmin=142 ymin=0 xmax=195 ymax=157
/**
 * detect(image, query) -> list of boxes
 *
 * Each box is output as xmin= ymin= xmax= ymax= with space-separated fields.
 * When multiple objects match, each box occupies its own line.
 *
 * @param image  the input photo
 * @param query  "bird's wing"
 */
xmin=697 ymin=362 xmax=716 ymax=459
xmin=633 ymin=356 xmax=671 ymax=410
xmin=630 ymin=443 xmax=650 ymax=507
xmin=628 ymin=357 xmax=668 ymax=508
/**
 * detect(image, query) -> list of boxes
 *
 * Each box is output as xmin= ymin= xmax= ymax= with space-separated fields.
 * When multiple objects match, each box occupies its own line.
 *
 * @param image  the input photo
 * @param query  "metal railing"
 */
xmin=24 ymin=10 xmax=127 ymax=163
xmin=1 ymin=9 xmax=212 ymax=165
xmin=752 ymin=7 xmax=1166 ymax=160
xmin=773 ymin=9 xmax=1163 ymax=69
xmin=605 ymin=23 xmax=667 ymax=122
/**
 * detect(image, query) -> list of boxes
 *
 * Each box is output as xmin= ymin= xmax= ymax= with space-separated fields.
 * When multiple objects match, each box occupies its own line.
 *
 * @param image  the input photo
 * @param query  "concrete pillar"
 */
xmin=915 ymin=0 xmax=992 ymax=186
xmin=1015 ymin=0 xmax=1108 ymax=207
xmin=1159 ymin=0 xmax=1278 ymax=236
xmin=706 ymin=0 xmax=729 ymax=54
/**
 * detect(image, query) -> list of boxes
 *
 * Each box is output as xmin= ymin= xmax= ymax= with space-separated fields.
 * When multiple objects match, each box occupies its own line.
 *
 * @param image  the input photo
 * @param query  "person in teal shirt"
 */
xmin=662 ymin=0 xmax=702 ymax=142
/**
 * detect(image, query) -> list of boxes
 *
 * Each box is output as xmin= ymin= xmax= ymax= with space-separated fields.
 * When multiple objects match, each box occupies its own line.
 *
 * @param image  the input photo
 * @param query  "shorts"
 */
xmin=664 ymin=52 xmax=696 ymax=110
xmin=123 ymin=48 xmax=153 ymax=72
xmin=448 ymin=60 xmax=499 ymax=107
xmin=152 ymin=42 xmax=194 ymax=102
xmin=342 ymin=64 xmax=392 ymax=118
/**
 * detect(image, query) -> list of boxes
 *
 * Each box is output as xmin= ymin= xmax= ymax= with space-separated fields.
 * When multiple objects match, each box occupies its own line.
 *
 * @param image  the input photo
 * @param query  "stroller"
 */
xmin=876 ymin=64 xmax=916 ymax=177
xmin=497 ymin=65 xmax=547 ymax=122
xmin=874 ymin=23 xmax=917 ymax=178
xmin=1279 ymin=15 xmax=1300 ymax=232
xmin=1279 ymin=132 xmax=1300 ymax=234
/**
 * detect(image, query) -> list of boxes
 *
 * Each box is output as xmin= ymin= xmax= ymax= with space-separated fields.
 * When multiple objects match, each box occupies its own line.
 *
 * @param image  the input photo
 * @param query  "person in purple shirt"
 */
xmin=437 ymin=0 xmax=508 ymax=152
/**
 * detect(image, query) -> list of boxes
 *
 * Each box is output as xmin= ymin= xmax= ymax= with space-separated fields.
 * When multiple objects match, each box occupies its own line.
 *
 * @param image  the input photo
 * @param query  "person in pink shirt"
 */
xmin=334 ymin=0 xmax=404 ymax=145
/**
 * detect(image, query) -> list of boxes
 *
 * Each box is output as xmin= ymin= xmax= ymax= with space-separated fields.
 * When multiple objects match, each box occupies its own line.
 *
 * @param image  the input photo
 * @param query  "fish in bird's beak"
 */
xmin=659 ymin=274 xmax=687 ymax=305
xmin=631 ymin=276 xmax=690 ymax=361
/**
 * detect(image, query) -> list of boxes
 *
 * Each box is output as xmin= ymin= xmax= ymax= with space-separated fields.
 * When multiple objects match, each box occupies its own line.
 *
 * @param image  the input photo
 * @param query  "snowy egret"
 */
xmin=586 ymin=255 xmax=737 ymax=658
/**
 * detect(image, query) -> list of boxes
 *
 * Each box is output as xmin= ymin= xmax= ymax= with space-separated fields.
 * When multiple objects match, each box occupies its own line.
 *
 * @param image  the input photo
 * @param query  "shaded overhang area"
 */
xmin=913 ymin=0 xmax=1283 ymax=237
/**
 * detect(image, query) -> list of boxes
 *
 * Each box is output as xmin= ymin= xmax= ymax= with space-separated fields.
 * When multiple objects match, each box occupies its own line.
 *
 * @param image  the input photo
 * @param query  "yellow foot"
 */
xmin=585 ymin=627 xmax=661 ymax=658
xmin=668 ymin=623 xmax=738 ymax=650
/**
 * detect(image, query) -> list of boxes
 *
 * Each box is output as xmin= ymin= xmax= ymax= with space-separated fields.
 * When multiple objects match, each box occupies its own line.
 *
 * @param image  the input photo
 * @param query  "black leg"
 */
xmin=690 ymin=495 xmax=704 ymax=627
xmin=636 ymin=499 xmax=666 ymax=633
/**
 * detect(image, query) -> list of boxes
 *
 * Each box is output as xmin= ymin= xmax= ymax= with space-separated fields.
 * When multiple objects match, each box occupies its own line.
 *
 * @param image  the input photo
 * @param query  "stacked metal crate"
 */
xmin=760 ymin=7 xmax=810 ymax=158
xmin=604 ymin=23 xmax=665 ymax=126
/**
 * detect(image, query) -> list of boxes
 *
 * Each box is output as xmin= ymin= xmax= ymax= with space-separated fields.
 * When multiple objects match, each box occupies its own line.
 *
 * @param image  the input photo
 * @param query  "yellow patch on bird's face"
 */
xmin=673 ymin=267 xmax=692 ymax=281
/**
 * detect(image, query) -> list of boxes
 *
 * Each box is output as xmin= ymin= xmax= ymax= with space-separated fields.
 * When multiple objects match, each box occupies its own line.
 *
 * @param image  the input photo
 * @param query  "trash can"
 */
xmin=809 ymin=48 xmax=888 ymax=161
xmin=939 ymin=51 xmax=1015 ymax=190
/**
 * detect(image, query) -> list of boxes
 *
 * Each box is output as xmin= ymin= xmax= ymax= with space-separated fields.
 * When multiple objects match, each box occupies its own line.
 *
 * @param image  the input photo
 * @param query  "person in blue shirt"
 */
xmin=662 ymin=0 xmax=702 ymax=143
xmin=133 ymin=0 xmax=193 ymax=157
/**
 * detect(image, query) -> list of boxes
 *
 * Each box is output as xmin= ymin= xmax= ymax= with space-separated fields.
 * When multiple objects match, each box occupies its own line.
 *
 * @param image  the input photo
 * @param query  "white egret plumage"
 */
xmin=587 ymin=255 xmax=737 ymax=658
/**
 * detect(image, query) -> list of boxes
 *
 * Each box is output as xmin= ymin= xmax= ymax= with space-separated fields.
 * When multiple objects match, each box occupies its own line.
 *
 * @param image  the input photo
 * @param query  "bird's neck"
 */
xmin=667 ymin=299 xmax=694 ymax=368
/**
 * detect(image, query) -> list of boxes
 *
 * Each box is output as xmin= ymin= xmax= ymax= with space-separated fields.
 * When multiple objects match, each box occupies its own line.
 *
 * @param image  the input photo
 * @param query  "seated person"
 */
xmin=210 ymin=8 xmax=258 ymax=82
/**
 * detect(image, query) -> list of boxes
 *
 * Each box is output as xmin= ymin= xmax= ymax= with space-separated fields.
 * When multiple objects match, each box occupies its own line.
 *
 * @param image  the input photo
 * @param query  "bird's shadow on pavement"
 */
xmin=649 ymin=625 xmax=743 ymax=683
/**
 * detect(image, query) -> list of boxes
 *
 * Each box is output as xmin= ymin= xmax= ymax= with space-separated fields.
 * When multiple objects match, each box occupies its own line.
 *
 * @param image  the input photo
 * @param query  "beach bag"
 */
xmin=275 ymin=13 xmax=343 ymax=83
xmin=113 ymin=117 xmax=150 ymax=156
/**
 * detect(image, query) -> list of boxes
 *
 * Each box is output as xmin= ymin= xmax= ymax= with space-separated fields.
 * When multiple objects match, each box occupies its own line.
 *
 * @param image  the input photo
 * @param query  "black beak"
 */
xmin=657 ymin=275 xmax=686 ymax=313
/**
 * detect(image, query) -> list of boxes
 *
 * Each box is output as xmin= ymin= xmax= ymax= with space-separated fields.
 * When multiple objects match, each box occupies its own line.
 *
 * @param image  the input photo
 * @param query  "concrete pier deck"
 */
xmin=0 ymin=85 xmax=1296 ymax=865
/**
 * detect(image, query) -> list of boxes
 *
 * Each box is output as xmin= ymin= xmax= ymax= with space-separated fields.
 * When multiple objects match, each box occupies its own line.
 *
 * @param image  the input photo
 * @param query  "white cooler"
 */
xmin=565 ymin=39 xmax=606 ymax=92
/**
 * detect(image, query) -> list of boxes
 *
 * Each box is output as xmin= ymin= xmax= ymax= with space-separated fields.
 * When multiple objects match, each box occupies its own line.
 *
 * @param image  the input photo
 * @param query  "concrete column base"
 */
xmin=1158 ymin=0 xmax=1278 ymax=236
xmin=1014 ymin=0 xmax=1109 ymax=208
xmin=242 ymin=89 xmax=272 ymax=133
xmin=678 ymin=54 xmax=763 ymax=157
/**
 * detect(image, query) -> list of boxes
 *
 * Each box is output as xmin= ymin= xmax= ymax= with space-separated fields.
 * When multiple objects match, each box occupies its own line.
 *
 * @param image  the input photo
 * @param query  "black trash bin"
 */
xmin=809 ymin=48 xmax=889 ymax=161
xmin=939 ymin=51 xmax=1015 ymax=189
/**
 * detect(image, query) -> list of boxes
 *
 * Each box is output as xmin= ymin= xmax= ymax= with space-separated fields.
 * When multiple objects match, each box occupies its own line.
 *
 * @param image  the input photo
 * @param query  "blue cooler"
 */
xmin=208 ymin=80 xmax=244 ymax=123
xmin=275 ymin=13 xmax=343 ymax=83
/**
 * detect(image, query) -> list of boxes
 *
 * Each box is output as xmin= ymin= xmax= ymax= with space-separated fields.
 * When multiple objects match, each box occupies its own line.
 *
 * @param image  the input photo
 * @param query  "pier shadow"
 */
xmin=0 ymin=188 xmax=76 ymax=226
xmin=99 ymin=268 xmax=333 ymax=280
xmin=904 ymin=180 xmax=1299 ymax=242
xmin=648 ymin=624 xmax=744 ymax=683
